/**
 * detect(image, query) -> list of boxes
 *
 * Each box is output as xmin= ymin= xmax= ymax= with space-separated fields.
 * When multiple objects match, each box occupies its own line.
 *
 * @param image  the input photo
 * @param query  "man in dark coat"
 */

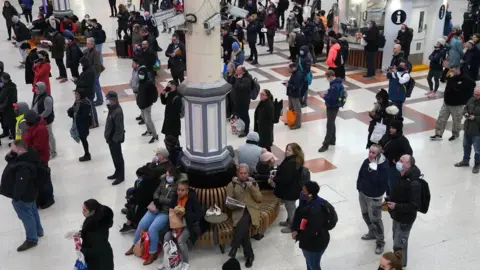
xmin=462 ymin=40 xmax=480 ymax=81
xmin=0 ymin=73 xmax=18 ymax=139
xmin=222 ymin=27 xmax=235 ymax=64
xmin=22 ymin=43 xmax=38 ymax=85
xmin=246 ymin=15 xmax=260 ymax=65
xmin=47 ymin=27 xmax=68 ymax=82
xmin=395 ymin=24 xmax=413 ymax=60
xmin=363 ymin=21 xmax=380 ymax=78
xmin=232 ymin=66 xmax=254 ymax=137
xmin=104 ymin=91 xmax=125 ymax=186
xmin=136 ymin=67 xmax=159 ymax=143
xmin=12 ymin=15 xmax=31 ymax=66
xmin=64 ymin=29 xmax=83 ymax=79
xmin=74 ymin=57 xmax=98 ymax=126
xmin=2 ymin=1 xmax=18 ymax=40
xmin=160 ymin=80 xmax=183 ymax=140
xmin=254 ymin=91 xmax=274 ymax=151
xmin=165 ymin=33 xmax=186 ymax=85
xmin=138 ymin=40 xmax=157 ymax=78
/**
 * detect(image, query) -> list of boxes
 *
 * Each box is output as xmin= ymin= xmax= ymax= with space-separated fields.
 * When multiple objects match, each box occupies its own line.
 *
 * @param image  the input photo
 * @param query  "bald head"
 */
xmin=235 ymin=65 xmax=246 ymax=77
xmin=474 ymin=88 xmax=480 ymax=100
xmin=398 ymin=154 xmax=414 ymax=174
xmin=393 ymin=44 xmax=402 ymax=55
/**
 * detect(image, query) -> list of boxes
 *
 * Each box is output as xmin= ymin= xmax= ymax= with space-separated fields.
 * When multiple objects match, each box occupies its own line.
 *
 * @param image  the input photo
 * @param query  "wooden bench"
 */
xmin=194 ymin=187 xmax=280 ymax=250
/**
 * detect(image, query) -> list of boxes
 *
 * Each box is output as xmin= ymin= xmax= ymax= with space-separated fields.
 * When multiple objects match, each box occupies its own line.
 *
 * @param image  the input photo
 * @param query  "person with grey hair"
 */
xmin=386 ymin=154 xmax=423 ymax=267
xmin=226 ymin=163 xmax=262 ymax=268
xmin=238 ymin=132 xmax=265 ymax=174
xmin=11 ymin=15 xmax=31 ymax=67
xmin=83 ymin=37 xmax=104 ymax=106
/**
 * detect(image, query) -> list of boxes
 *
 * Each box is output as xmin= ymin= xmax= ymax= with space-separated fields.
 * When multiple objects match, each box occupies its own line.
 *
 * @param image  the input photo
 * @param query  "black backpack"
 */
xmin=250 ymin=78 xmax=260 ymax=100
xmin=414 ymin=175 xmax=431 ymax=214
xmin=338 ymin=39 xmax=349 ymax=63
xmin=322 ymin=200 xmax=338 ymax=230
xmin=273 ymin=98 xmax=283 ymax=124
xmin=400 ymin=72 xmax=416 ymax=98
xmin=376 ymin=35 xmax=386 ymax=48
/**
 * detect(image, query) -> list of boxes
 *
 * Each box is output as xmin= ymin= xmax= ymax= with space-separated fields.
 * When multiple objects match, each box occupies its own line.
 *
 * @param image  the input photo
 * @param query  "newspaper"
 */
xmin=226 ymin=196 xmax=245 ymax=209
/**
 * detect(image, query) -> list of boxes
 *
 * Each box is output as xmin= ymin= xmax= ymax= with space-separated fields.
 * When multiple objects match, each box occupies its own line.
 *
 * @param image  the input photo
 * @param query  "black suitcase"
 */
xmin=115 ymin=39 xmax=129 ymax=58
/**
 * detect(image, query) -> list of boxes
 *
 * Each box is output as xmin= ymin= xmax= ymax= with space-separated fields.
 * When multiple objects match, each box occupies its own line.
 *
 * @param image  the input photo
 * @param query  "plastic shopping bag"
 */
xmin=161 ymin=240 xmax=183 ymax=270
xmin=370 ymin=122 xmax=387 ymax=143
xmin=286 ymin=109 xmax=297 ymax=127
xmin=230 ymin=116 xmax=245 ymax=135
xmin=74 ymin=251 xmax=88 ymax=270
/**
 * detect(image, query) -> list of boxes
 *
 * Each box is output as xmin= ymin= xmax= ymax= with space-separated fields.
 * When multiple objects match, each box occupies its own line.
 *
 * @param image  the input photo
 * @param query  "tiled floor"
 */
xmin=0 ymin=1 xmax=479 ymax=270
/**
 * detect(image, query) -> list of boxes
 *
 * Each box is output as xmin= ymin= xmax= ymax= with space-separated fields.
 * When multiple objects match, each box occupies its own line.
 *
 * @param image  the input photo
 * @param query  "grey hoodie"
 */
xmin=16 ymin=102 xmax=29 ymax=139
xmin=32 ymin=82 xmax=54 ymax=120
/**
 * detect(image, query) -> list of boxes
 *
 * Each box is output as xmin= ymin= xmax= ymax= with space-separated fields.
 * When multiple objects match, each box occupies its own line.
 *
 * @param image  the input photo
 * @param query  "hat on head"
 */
xmin=260 ymin=151 xmax=278 ymax=162
xmin=105 ymin=91 xmax=118 ymax=100
xmin=24 ymin=110 xmax=39 ymax=125
xmin=436 ymin=38 xmax=446 ymax=46
xmin=232 ymin=42 xmax=240 ymax=51
xmin=390 ymin=119 xmax=403 ymax=132
xmin=63 ymin=29 xmax=75 ymax=39
xmin=246 ymin=131 xmax=259 ymax=142
xmin=2 ymin=72 xmax=11 ymax=81
xmin=155 ymin=147 xmax=170 ymax=158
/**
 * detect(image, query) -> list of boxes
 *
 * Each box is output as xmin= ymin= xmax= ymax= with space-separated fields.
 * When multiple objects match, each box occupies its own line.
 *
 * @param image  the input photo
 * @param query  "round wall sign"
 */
xmin=439 ymin=5 xmax=446 ymax=20
xmin=391 ymin=10 xmax=407 ymax=25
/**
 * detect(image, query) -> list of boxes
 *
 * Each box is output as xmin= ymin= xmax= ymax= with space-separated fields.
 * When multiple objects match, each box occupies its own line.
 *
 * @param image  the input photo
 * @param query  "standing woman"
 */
xmin=131 ymin=24 xmax=143 ymax=54
xmin=2 ymin=1 xmax=18 ymax=41
xmin=80 ymin=199 xmax=114 ymax=270
xmin=264 ymin=7 xmax=277 ymax=54
xmin=32 ymin=51 xmax=52 ymax=101
xmin=68 ymin=89 xmax=94 ymax=162
xmin=254 ymin=89 xmax=274 ymax=152
xmin=117 ymin=4 xmax=130 ymax=40
xmin=272 ymin=143 xmax=304 ymax=234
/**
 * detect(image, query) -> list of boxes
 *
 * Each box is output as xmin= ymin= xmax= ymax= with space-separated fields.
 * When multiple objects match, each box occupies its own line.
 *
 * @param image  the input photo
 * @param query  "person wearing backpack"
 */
xmin=386 ymin=62 xmax=410 ymax=119
xmin=292 ymin=181 xmax=337 ymax=270
xmin=160 ymin=80 xmax=182 ymax=140
xmin=325 ymin=38 xmax=345 ymax=79
xmin=386 ymin=154 xmax=423 ymax=268
xmin=272 ymin=143 xmax=304 ymax=233
xmin=318 ymin=70 xmax=345 ymax=153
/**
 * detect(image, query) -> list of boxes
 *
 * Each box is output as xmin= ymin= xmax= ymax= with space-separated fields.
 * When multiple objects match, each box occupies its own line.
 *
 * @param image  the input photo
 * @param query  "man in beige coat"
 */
xmin=226 ymin=163 xmax=263 ymax=268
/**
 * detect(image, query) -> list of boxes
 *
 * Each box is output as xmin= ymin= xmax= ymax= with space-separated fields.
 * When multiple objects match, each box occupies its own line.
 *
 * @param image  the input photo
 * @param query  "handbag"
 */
xmin=133 ymin=231 xmax=150 ymax=260
xmin=370 ymin=122 xmax=387 ymax=143
xmin=286 ymin=109 xmax=297 ymax=127
xmin=147 ymin=201 xmax=159 ymax=213
xmin=169 ymin=208 xmax=184 ymax=229
xmin=73 ymin=251 xmax=88 ymax=270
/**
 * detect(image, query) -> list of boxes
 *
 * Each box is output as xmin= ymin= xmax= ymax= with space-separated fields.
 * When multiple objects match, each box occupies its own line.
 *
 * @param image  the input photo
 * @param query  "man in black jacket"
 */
xmin=47 ymin=27 xmax=68 ymax=82
xmin=430 ymin=66 xmax=475 ymax=141
xmin=165 ymin=34 xmax=186 ymax=85
xmin=138 ymin=40 xmax=157 ymax=77
xmin=232 ymin=66 xmax=253 ymax=137
xmin=74 ymin=57 xmax=98 ymax=126
xmin=104 ymin=91 xmax=125 ymax=185
xmin=395 ymin=24 xmax=413 ymax=60
xmin=292 ymin=181 xmax=335 ymax=270
xmin=160 ymin=80 xmax=183 ymax=140
xmin=390 ymin=44 xmax=406 ymax=69
xmin=89 ymin=19 xmax=107 ymax=63
xmin=386 ymin=154 xmax=422 ymax=268
xmin=246 ymin=15 xmax=259 ymax=65
xmin=363 ymin=21 xmax=379 ymax=78
xmin=0 ymin=140 xmax=44 ymax=252
xmin=136 ymin=67 xmax=158 ymax=144
xmin=12 ymin=15 xmax=31 ymax=67
xmin=222 ymin=27 xmax=235 ymax=64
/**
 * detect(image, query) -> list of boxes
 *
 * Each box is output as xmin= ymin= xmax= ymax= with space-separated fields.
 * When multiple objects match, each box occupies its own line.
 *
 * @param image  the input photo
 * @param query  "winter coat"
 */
xmin=67 ymin=98 xmax=92 ymax=139
xmin=326 ymin=43 xmax=341 ymax=68
xmin=429 ymin=47 xmax=447 ymax=70
xmin=19 ymin=0 xmax=33 ymax=10
xmin=138 ymin=48 xmax=157 ymax=72
xmin=386 ymin=71 xmax=410 ymax=102
xmin=104 ymin=103 xmax=125 ymax=143
xmin=75 ymin=62 xmax=96 ymax=99
xmin=66 ymin=42 xmax=83 ymax=69
xmin=292 ymin=197 xmax=331 ymax=251
xmin=32 ymin=62 xmax=51 ymax=94
xmin=80 ymin=206 xmax=114 ymax=270
xmin=286 ymin=18 xmax=299 ymax=34
xmin=463 ymin=97 xmax=480 ymax=137
xmin=2 ymin=4 xmax=18 ymax=23
xmin=462 ymin=46 xmax=480 ymax=80
xmin=264 ymin=13 xmax=277 ymax=35
xmin=127 ymin=165 xmax=162 ymax=224
xmin=363 ymin=26 xmax=379 ymax=52
xmin=323 ymin=78 xmax=345 ymax=108
xmin=136 ymin=78 xmax=158 ymax=109
xmin=153 ymin=174 xmax=184 ymax=212
xmin=0 ymin=81 xmax=18 ymax=123
xmin=448 ymin=37 xmax=464 ymax=68
xmin=117 ymin=10 xmax=130 ymax=29
xmin=286 ymin=69 xmax=305 ymax=98
xmin=254 ymin=99 xmax=274 ymax=148
xmin=367 ymin=101 xmax=396 ymax=148
xmin=83 ymin=48 xmax=102 ymax=76
xmin=273 ymin=156 xmax=301 ymax=201
xmin=231 ymin=49 xmax=244 ymax=67
xmin=246 ymin=19 xmax=259 ymax=42
xmin=132 ymin=32 xmax=143 ymax=49
xmin=222 ymin=34 xmax=235 ymax=64
xmin=379 ymin=133 xmax=413 ymax=166
xmin=90 ymin=24 xmax=106 ymax=44
xmin=226 ymin=177 xmax=263 ymax=227
xmin=24 ymin=117 xmax=49 ymax=163
xmin=0 ymin=147 xmax=40 ymax=202
xmin=396 ymin=28 xmax=413 ymax=56
xmin=356 ymin=156 xmax=389 ymax=197
xmin=443 ymin=73 xmax=475 ymax=106
xmin=168 ymin=189 xmax=205 ymax=244
xmin=388 ymin=165 xmax=422 ymax=225
xmin=443 ymin=11 xmax=453 ymax=36
xmin=160 ymin=90 xmax=182 ymax=136
xmin=49 ymin=32 xmax=65 ymax=59
xmin=13 ymin=21 xmax=31 ymax=41
xmin=238 ymin=142 xmax=263 ymax=174
xmin=165 ymin=42 xmax=186 ymax=73
xmin=390 ymin=51 xmax=406 ymax=68
xmin=232 ymin=72 xmax=253 ymax=113
xmin=24 ymin=48 xmax=39 ymax=85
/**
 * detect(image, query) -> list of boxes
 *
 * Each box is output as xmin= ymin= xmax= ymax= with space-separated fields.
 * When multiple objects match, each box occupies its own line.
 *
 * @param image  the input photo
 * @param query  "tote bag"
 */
xmin=370 ymin=122 xmax=386 ymax=143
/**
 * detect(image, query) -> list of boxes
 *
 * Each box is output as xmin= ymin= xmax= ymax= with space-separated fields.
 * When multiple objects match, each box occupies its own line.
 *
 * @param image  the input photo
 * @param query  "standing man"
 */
xmin=357 ymin=144 xmax=388 ymax=254
xmin=318 ymin=70 xmax=345 ymax=152
xmin=19 ymin=0 xmax=33 ymax=23
xmin=395 ymin=24 xmax=413 ymax=60
xmin=136 ymin=67 xmax=159 ymax=143
xmin=104 ymin=91 xmax=125 ymax=185
xmin=0 ymin=140 xmax=44 ymax=252
xmin=138 ymin=40 xmax=157 ymax=78
xmin=160 ymin=80 xmax=182 ymax=140
xmin=276 ymin=0 xmax=289 ymax=29
xmin=246 ymin=15 xmax=259 ymax=65
xmin=11 ymin=15 xmax=31 ymax=67
xmin=83 ymin=37 xmax=104 ymax=106
xmin=165 ymin=34 xmax=186 ymax=85
xmin=387 ymin=154 xmax=422 ymax=268
xmin=47 ymin=27 xmax=68 ymax=83
xmin=32 ymin=82 xmax=56 ymax=159
xmin=286 ymin=62 xmax=303 ymax=130
xmin=89 ymin=19 xmax=107 ymax=64
xmin=0 ymin=73 xmax=18 ymax=140
xmin=454 ymin=88 xmax=480 ymax=173
xmin=264 ymin=7 xmax=277 ymax=54
xmin=390 ymin=44 xmax=406 ymax=68
xmin=232 ymin=66 xmax=254 ymax=137
xmin=362 ymin=21 xmax=379 ymax=78
xmin=226 ymin=164 xmax=263 ymax=268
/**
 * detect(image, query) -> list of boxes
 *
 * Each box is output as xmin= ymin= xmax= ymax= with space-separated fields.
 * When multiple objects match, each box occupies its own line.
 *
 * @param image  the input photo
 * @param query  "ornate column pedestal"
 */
xmin=52 ymin=0 xmax=73 ymax=18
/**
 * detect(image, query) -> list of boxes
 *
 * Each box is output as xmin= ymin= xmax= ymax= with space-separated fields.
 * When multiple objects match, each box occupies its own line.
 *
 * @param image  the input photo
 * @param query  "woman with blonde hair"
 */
xmin=272 ymin=142 xmax=305 ymax=233
xmin=378 ymin=251 xmax=403 ymax=270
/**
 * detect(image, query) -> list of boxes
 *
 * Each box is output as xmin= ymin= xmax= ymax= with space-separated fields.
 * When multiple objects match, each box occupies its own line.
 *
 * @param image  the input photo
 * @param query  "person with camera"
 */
xmin=386 ymin=62 xmax=410 ymax=120
xmin=226 ymin=164 xmax=262 ymax=268
xmin=160 ymin=80 xmax=183 ymax=141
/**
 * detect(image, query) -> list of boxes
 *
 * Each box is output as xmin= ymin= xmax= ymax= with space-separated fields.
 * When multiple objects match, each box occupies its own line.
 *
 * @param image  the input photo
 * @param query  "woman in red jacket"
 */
xmin=32 ymin=50 xmax=51 ymax=101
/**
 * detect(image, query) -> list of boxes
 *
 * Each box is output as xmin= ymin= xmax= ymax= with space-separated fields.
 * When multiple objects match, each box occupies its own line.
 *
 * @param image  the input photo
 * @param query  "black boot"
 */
xmin=228 ymin=247 xmax=237 ymax=258
xmin=245 ymin=256 xmax=254 ymax=268
xmin=79 ymin=153 xmax=91 ymax=162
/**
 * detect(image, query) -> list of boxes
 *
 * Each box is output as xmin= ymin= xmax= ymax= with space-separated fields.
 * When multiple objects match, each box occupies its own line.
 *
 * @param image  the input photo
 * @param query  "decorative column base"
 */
xmin=179 ymin=80 xmax=234 ymax=189
xmin=53 ymin=10 xmax=74 ymax=18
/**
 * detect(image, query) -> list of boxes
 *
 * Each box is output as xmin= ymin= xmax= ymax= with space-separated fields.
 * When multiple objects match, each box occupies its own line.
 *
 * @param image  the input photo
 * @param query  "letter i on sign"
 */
xmin=396 ymin=11 xmax=402 ymax=24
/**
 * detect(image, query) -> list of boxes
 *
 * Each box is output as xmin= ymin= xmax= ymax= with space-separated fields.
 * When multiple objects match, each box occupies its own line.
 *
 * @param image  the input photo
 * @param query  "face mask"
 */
xmin=167 ymin=176 xmax=174 ymax=183
xmin=268 ymin=11 xmax=273 ymax=14
xmin=153 ymin=155 xmax=159 ymax=162
xmin=299 ymin=51 xmax=304 ymax=55
xmin=88 ymin=26 xmax=93 ymax=29
xmin=397 ymin=67 xmax=405 ymax=72
xmin=367 ymin=24 xmax=372 ymax=28
xmin=65 ymin=38 xmax=70 ymax=44
xmin=395 ymin=161 xmax=403 ymax=172
xmin=138 ymin=74 xmax=145 ymax=80
xmin=401 ymin=29 xmax=406 ymax=32
xmin=105 ymin=99 xmax=111 ymax=106
xmin=299 ymin=193 xmax=309 ymax=200
xmin=369 ymin=162 xmax=378 ymax=171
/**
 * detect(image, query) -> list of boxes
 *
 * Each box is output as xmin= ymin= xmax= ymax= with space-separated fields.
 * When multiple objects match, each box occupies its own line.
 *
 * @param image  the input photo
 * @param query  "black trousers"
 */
xmin=314 ymin=42 xmax=324 ymax=57
xmin=289 ymin=46 xmax=297 ymax=62
xmin=329 ymin=66 xmax=345 ymax=80
xmin=248 ymin=40 xmax=258 ymax=60
xmin=117 ymin=27 xmax=128 ymax=40
xmin=108 ymin=141 xmax=125 ymax=180
xmin=267 ymin=33 xmax=274 ymax=52
xmin=70 ymin=64 xmax=79 ymax=78
xmin=6 ymin=21 xmax=12 ymax=39
xmin=23 ymin=9 xmax=32 ymax=23
xmin=109 ymin=1 xmax=118 ymax=16
xmin=80 ymin=137 xmax=89 ymax=155
xmin=231 ymin=209 xmax=254 ymax=258
xmin=323 ymin=107 xmax=339 ymax=146
xmin=441 ymin=67 xmax=449 ymax=82
xmin=365 ymin=51 xmax=377 ymax=76
xmin=276 ymin=10 xmax=285 ymax=28
xmin=55 ymin=58 xmax=67 ymax=78
xmin=171 ymin=70 xmax=185 ymax=85
xmin=236 ymin=106 xmax=250 ymax=134
xmin=258 ymin=32 xmax=265 ymax=45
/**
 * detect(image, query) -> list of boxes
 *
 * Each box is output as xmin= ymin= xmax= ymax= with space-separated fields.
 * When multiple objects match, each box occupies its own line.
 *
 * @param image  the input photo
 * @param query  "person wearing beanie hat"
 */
xmin=0 ymin=72 xmax=18 ymax=139
xmin=426 ymin=39 xmax=448 ymax=98
xmin=231 ymin=41 xmax=245 ymax=67
xmin=104 ymin=90 xmax=126 ymax=185
xmin=238 ymin=132 xmax=264 ymax=174
xmin=462 ymin=40 xmax=480 ymax=81
xmin=64 ymin=30 xmax=82 ymax=79
xmin=222 ymin=258 xmax=242 ymax=270
xmin=378 ymin=119 xmax=413 ymax=196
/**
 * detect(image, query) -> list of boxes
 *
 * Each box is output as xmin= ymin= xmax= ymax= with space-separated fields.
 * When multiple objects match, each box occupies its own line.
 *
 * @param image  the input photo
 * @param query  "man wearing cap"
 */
xmin=165 ymin=34 xmax=186 ymax=85
xmin=12 ymin=15 xmax=31 ymax=67
xmin=160 ymin=80 xmax=183 ymax=140
xmin=47 ymin=27 xmax=68 ymax=83
xmin=0 ymin=73 xmax=18 ymax=140
xmin=105 ymin=91 xmax=126 ymax=185
xmin=32 ymin=82 xmax=56 ymax=158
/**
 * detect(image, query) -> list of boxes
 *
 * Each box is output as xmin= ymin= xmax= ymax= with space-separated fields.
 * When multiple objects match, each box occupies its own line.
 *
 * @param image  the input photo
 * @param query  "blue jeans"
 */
xmin=302 ymin=249 xmax=325 ymax=270
xmin=463 ymin=134 xmax=480 ymax=163
xmin=94 ymin=76 xmax=103 ymax=104
xmin=387 ymin=165 xmax=400 ymax=197
xmin=95 ymin=44 xmax=104 ymax=64
xmin=133 ymin=211 xmax=169 ymax=254
xmin=12 ymin=200 xmax=43 ymax=243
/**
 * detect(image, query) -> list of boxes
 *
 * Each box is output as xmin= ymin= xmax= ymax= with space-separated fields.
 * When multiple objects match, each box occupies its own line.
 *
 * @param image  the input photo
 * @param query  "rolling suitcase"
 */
xmin=115 ymin=39 xmax=128 ymax=58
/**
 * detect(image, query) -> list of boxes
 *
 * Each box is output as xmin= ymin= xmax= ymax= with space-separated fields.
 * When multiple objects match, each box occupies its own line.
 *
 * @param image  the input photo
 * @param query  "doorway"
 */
xmin=409 ymin=7 xmax=428 ymax=65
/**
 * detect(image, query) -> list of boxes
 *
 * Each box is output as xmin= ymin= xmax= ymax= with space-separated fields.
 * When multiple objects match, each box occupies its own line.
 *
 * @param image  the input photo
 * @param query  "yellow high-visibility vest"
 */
xmin=15 ymin=114 xmax=25 ymax=140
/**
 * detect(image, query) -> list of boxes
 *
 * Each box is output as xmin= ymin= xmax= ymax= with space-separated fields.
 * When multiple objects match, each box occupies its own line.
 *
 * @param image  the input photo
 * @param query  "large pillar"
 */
xmin=381 ymin=0 xmax=412 ymax=68
xmin=52 ymin=0 xmax=73 ymax=18
xmin=422 ymin=0 xmax=448 ymax=64
xmin=179 ymin=0 xmax=232 ymax=189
